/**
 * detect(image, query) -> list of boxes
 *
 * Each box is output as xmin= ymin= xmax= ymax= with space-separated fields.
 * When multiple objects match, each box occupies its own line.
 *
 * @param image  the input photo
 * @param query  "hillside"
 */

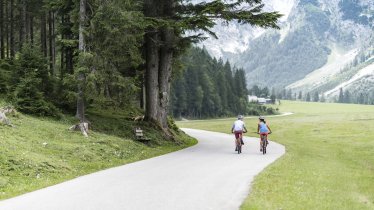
xmin=200 ymin=0 xmax=374 ymax=100
xmin=0 ymin=99 xmax=196 ymax=200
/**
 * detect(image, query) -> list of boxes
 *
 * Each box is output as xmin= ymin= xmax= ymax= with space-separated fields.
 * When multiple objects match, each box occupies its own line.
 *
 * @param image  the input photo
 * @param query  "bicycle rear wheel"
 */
xmin=261 ymin=136 xmax=266 ymax=155
xmin=263 ymin=142 xmax=266 ymax=154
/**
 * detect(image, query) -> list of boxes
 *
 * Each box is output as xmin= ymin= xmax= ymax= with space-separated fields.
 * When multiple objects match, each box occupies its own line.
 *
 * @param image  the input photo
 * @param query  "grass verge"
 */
xmin=0 ymin=102 xmax=196 ymax=200
xmin=177 ymin=101 xmax=374 ymax=210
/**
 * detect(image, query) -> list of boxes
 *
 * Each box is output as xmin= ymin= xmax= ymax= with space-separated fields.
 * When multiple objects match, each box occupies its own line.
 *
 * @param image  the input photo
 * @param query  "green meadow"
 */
xmin=177 ymin=101 xmax=374 ymax=210
xmin=0 ymin=101 xmax=196 ymax=200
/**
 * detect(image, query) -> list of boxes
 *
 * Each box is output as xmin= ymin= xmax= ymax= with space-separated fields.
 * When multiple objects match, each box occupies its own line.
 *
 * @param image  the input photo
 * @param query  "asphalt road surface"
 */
xmin=0 ymin=129 xmax=285 ymax=210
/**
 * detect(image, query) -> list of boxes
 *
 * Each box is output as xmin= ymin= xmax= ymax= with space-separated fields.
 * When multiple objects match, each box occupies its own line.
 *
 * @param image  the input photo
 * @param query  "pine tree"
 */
xmin=143 ymin=0 xmax=282 ymax=131
xmin=338 ymin=88 xmax=344 ymax=103
xmin=313 ymin=91 xmax=319 ymax=102
xmin=343 ymin=90 xmax=351 ymax=103
xmin=306 ymin=92 xmax=311 ymax=102
xmin=320 ymin=94 xmax=326 ymax=102
xmin=298 ymin=91 xmax=302 ymax=100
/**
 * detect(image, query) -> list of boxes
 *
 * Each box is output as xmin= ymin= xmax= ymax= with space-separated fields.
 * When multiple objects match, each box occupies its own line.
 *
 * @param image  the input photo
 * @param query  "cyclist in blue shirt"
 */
xmin=257 ymin=116 xmax=272 ymax=152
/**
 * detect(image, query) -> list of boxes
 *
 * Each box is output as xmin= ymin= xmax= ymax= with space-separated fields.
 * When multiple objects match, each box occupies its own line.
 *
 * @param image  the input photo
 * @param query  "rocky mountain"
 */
xmin=199 ymin=0 xmax=374 ymax=101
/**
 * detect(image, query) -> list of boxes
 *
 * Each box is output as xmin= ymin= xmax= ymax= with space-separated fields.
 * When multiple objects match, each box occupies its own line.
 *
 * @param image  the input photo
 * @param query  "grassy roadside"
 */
xmin=0 ymin=101 xmax=196 ymax=200
xmin=177 ymin=101 xmax=374 ymax=209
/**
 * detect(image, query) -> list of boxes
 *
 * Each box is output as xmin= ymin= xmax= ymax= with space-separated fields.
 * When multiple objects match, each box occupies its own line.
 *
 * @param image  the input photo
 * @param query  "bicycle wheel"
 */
xmin=261 ymin=136 xmax=266 ymax=155
xmin=263 ymin=142 xmax=266 ymax=154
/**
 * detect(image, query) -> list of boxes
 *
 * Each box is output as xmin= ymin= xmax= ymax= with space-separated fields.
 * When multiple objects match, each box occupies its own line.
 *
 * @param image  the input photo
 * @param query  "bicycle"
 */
xmin=259 ymin=132 xmax=271 ymax=155
xmin=235 ymin=131 xmax=246 ymax=154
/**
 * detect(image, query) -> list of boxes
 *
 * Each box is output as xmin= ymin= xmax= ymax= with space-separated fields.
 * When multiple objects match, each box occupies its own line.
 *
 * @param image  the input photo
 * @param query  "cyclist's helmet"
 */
xmin=259 ymin=116 xmax=265 ymax=120
xmin=237 ymin=115 xmax=244 ymax=119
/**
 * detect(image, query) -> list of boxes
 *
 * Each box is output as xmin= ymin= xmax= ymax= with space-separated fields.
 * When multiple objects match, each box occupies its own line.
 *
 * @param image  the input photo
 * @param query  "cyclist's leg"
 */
xmin=263 ymin=133 xmax=268 ymax=145
xmin=234 ymin=132 xmax=240 ymax=150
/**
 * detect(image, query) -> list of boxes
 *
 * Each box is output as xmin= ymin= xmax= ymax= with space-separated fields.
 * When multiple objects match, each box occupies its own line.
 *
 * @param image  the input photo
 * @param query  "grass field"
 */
xmin=177 ymin=101 xmax=374 ymax=210
xmin=0 ymin=100 xmax=196 ymax=200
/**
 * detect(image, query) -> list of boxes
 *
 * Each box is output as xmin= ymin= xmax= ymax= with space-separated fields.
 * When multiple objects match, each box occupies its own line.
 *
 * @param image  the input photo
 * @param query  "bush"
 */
xmin=13 ymin=73 xmax=59 ymax=117
xmin=247 ymin=103 xmax=278 ymax=116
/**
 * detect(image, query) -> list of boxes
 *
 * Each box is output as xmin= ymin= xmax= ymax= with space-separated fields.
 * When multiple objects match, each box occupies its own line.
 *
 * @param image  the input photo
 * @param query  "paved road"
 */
xmin=0 ymin=129 xmax=285 ymax=210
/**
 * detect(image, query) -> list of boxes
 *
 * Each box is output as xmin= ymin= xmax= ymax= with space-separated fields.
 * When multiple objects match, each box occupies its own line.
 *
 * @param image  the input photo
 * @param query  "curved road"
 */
xmin=0 ymin=129 xmax=285 ymax=210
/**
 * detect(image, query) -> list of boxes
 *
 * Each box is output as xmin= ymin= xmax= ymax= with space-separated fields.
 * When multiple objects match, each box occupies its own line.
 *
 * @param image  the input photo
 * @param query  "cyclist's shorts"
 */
xmin=260 ymin=132 xmax=268 ymax=136
xmin=234 ymin=131 xmax=243 ymax=139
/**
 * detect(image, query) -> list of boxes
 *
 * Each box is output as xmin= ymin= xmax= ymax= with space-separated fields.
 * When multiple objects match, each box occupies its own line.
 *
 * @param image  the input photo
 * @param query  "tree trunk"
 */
xmin=9 ymin=0 xmax=13 ymax=57
xmin=144 ymin=0 xmax=161 ymax=123
xmin=158 ymin=27 xmax=174 ymax=128
xmin=145 ymin=32 xmax=160 ymax=122
xmin=78 ymin=0 xmax=85 ymax=53
xmin=0 ymin=0 xmax=5 ymax=59
xmin=60 ymin=15 xmax=65 ymax=80
xmin=5 ymin=0 xmax=9 ymax=58
xmin=19 ymin=0 xmax=26 ymax=46
xmin=76 ymin=0 xmax=86 ymax=124
xmin=25 ymin=1 xmax=29 ymax=41
xmin=48 ymin=11 xmax=55 ymax=74
xmin=40 ymin=12 xmax=47 ymax=57
xmin=143 ymin=0 xmax=176 ymax=136
xmin=29 ymin=13 xmax=33 ymax=44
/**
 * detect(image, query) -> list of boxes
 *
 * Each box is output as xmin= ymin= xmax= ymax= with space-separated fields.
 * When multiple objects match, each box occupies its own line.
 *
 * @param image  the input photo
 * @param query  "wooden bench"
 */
xmin=134 ymin=128 xmax=151 ymax=141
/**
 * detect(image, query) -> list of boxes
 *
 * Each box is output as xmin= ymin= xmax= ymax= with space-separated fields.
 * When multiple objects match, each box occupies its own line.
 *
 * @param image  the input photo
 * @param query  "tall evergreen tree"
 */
xmin=306 ymin=92 xmax=311 ymax=102
xmin=143 ymin=0 xmax=282 ymax=132
xmin=338 ymin=88 xmax=344 ymax=103
xmin=313 ymin=91 xmax=319 ymax=102
xmin=298 ymin=91 xmax=302 ymax=100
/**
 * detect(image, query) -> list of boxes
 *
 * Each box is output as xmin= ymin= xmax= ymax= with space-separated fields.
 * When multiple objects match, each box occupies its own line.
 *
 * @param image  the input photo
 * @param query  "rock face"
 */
xmin=199 ymin=0 xmax=374 ymax=99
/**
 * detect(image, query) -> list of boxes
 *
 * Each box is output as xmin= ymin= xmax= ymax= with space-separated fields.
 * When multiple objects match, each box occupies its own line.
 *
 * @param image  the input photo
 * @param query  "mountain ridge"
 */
xmin=199 ymin=0 xmax=374 ymax=101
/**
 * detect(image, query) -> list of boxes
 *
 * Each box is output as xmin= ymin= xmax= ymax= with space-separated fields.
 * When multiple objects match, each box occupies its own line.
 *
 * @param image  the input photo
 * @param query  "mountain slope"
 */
xmin=199 ymin=0 xmax=374 ymax=99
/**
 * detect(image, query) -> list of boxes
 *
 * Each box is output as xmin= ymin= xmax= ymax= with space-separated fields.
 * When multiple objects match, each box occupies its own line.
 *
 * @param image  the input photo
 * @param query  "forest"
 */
xmin=171 ymin=47 xmax=249 ymax=119
xmin=0 ymin=0 xmax=281 ymax=136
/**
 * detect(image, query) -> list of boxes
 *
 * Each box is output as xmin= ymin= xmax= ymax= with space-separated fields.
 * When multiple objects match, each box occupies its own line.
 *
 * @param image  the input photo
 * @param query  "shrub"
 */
xmin=13 ymin=73 xmax=59 ymax=117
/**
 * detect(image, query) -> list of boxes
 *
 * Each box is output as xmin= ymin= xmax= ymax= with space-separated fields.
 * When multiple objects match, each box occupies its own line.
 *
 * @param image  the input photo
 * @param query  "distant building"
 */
xmin=258 ymin=98 xmax=266 ymax=104
xmin=248 ymin=95 xmax=258 ymax=103
xmin=248 ymin=95 xmax=272 ymax=104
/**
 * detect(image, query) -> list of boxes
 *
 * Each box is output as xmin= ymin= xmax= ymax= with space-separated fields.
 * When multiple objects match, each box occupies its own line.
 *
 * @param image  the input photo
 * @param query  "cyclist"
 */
xmin=232 ymin=115 xmax=247 ymax=151
xmin=257 ymin=116 xmax=272 ymax=152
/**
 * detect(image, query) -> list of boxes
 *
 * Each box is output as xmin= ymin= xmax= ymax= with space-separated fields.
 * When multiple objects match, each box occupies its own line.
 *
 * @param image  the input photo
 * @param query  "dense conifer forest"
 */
xmin=0 ymin=0 xmax=281 ymax=135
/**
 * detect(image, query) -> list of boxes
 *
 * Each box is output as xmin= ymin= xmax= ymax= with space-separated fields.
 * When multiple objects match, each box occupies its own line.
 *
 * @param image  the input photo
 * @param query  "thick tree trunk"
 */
xmin=158 ymin=27 xmax=174 ymax=129
xmin=144 ymin=0 xmax=161 ymax=123
xmin=143 ymin=0 xmax=176 ymax=136
xmin=145 ymin=33 xmax=160 ymax=122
